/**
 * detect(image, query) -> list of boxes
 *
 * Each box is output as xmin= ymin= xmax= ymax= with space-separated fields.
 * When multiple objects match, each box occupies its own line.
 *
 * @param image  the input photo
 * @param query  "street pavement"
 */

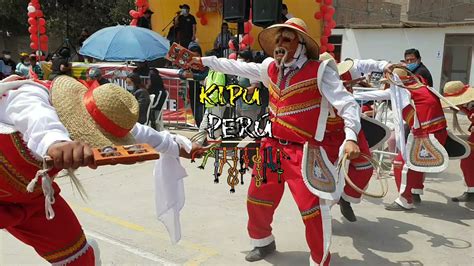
xmin=1 ymin=128 xmax=473 ymax=266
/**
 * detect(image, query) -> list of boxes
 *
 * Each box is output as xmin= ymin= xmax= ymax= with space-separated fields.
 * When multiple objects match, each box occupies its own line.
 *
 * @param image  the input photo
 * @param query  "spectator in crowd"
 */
xmin=15 ymin=52 xmax=30 ymax=77
xmin=28 ymin=53 xmax=44 ymax=80
xmin=236 ymin=50 xmax=261 ymax=122
xmin=1 ymin=50 xmax=16 ymax=76
xmin=138 ymin=9 xmax=154 ymax=30
xmin=49 ymin=47 xmax=72 ymax=80
xmin=147 ymin=68 xmax=166 ymax=129
xmin=77 ymin=28 xmax=90 ymax=62
xmin=126 ymin=72 xmax=151 ymax=124
xmin=404 ymin=48 xmax=433 ymax=87
xmin=198 ymin=50 xmax=227 ymax=139
xmin=214 ymin=22 xmax=233 ymax=58
xmin=281 ymin=4 xmax=294 ymax=22
xmin=133 ymin=61 xmax=151 ymax=77
xmin=87 ymin=67 xmax=109 ymax=85
xmin=178 ymin=41 xmax=208 ymax=127
xmin=174 ymin=4 xmax=196 ymax=49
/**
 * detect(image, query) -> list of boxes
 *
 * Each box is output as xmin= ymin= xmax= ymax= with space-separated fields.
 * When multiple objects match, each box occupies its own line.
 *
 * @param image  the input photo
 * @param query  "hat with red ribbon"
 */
xmin=442 ymin=80 xmax=474 ymax=107
xmin=51 ymin=75 xmax=139 ymax=148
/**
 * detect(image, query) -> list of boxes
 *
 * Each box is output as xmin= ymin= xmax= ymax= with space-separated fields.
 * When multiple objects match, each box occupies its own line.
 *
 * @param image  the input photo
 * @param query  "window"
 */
xmin=441 ymin=34 xmax=474 ymax=88
xmin=329 ymin=35 xmax=343 ymax=62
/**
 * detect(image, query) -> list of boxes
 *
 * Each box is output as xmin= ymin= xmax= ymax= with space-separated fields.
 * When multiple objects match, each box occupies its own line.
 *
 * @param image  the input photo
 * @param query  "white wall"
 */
xmin=333 ymin=26 xmax=474 ymax=90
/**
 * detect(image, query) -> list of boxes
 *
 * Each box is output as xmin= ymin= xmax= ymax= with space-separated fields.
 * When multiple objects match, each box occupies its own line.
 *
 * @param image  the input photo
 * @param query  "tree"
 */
xmin=0 ymin=0 xmax=134 ymax=43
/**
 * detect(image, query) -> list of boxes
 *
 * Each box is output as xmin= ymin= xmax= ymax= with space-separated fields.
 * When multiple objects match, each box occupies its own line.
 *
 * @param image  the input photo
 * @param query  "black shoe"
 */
xmin=245 ymin=241 xmax=276 ymax=262
xmin=412 ymin=194 xmax=422 ymax=205
xmin=451 ymin=192 xmax=474 ymax=202
xmin=339 ymin=198 xmax=357 ymax=222
xmin=385 ymin=201 xmax=411 ymax=211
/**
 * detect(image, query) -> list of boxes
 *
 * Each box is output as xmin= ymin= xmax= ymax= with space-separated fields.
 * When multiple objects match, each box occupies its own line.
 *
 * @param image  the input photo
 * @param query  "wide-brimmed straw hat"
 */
xmin=258 ymin=18 xmax=320 ymax=60
xmin=442 ymin=81 xmax=474 ymax=107
xmin=50 ymin=76 xmax=139 ymax=148
xmin=318 ymin=52 xmax=354 ymax=77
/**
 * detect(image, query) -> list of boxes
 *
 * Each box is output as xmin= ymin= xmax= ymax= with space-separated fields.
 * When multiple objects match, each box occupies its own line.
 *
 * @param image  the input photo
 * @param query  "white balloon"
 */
xmin=27 ymin=5 xmax=36 ymax=13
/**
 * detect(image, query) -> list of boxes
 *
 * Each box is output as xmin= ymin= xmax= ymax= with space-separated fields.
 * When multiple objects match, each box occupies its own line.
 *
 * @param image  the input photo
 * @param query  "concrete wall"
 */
xmin=333 ymin=25 xmax=474 ymax=89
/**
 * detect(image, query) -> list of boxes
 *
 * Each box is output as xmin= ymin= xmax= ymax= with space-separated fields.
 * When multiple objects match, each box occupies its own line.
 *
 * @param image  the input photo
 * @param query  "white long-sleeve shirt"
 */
xmin=350 ymin=59 xmax=388 ymax=79
xmin=201 ymin=55 xmax=361 ymax=141
xmin=0 ymin=83 xmax=180 ymax=158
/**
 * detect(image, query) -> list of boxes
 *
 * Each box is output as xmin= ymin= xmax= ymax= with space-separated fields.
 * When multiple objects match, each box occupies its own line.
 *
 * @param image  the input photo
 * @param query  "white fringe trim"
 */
xmin=51 ymin=243 xmax=91 ymax=266
xmin=250 ymin=234 xmax=274 ymax=247
xmin=342 ymin=193 xmax=362 ymax=204
xmin=467 ymin=187 xmax=474 ymax=193
xmin=309 ymin=255 xmax=320 ymax=266
xmin=411 ymin=189 xmax=424 ymax=195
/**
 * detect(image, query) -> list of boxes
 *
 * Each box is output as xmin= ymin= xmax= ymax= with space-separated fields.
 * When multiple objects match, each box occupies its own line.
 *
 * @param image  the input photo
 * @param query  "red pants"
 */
xmin=394 ymin=130 xmax=447 ymax=207
xmin=246 ymin=133 xmax=371 ymax=265
xmin=322 ymin=131 xmax=373 ymax=203
xmin=461 ymin=132 xmax=474 ymax=192
xmin=2 ymin=195 xmax=95 ymax=265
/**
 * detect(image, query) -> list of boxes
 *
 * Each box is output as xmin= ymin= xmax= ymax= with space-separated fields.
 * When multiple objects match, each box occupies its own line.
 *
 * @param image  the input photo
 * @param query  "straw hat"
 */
xmin=50 ymin=76 xmax=139 ymax=148
xmin=318 ymin=52 xmax=354 ymax=76
xmin=258 ymin=18 xmax=320 ymax=60
xmin=442 ymin=81 xmax=474 ymax=107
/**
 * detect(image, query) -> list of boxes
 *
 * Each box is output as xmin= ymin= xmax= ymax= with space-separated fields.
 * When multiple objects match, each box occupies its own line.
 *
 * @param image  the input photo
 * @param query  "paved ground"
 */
xmin=1 ymin=127 xmax=473 ymax=265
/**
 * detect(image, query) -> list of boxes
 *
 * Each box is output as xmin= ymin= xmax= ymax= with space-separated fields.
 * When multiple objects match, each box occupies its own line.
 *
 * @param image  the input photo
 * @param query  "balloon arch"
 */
xmin=27 ymin=0 xmax=48 ymax=58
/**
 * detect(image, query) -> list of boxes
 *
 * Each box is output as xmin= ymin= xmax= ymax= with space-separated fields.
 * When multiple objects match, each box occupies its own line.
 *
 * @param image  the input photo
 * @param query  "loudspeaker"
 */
xmin=252 ymin=0 xmax=282 ymax=28
xmin=223 ymin=0 xmax=250 ymax=23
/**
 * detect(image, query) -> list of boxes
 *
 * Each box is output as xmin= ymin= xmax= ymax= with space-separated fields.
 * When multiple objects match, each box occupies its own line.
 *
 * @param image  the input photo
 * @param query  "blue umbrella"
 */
xmin=80 ymin=25 xmax=170 ymax=62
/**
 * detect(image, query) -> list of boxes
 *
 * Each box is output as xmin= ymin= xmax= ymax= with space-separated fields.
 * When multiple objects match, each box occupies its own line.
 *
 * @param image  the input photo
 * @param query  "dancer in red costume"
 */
xmin=442 ymin=81 xmax=474 ymax=202
xmin=319 ymin=53 xmax=393 ymax=221
xmin=190 ymin=18 xmax=392 ymax=265
xmin=356 ymin=68 xmax=449 ymax=211
xmin=0 ymin=75 xmax=203 ymax=265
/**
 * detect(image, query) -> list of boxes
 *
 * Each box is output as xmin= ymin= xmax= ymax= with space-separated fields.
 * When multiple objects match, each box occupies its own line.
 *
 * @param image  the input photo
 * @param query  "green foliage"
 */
xmin=0 ymin=0 xmax=135 ymax=42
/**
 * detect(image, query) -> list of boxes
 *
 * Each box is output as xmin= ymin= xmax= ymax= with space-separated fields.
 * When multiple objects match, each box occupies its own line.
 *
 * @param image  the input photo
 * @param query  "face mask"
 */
xmin=4 ymin=55 xmax=11 ymax=60
xmin=406 ymin=62 xmax=419 ymax=71
xmin=181 ymin=9 xmax=188 ymax=15
xmin=126 ymin=85 xmax=134 ymax=92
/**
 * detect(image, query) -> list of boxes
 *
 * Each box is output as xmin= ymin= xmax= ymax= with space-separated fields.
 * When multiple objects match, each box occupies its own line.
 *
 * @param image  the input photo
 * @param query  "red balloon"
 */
xmin=239 ymin=43 xmax=247 ymax=50
xmin=320 ymin=36 xmax=328 ymax=45
xmin=40 ymin=35 xmax=48 ymax=42
xmin=328 ymin=20 xmax=337 ymax=28
xmin=323 ymin=27 xmax=332 ymax=36
xmin=241 ymin=34 xmax=252 ymax=45
xmin=315 ymin=0 xmax=322 ymax=3
xmin=39 ymin=18 xmax=46 ymax=26
xmin=228 ymin=40 xmax=236 ymax=51
xmin=314 ymin=12 xmax=322 ymax=20
xmin=130 ymin=18 xmax=138 ymax=26
xmin=30 ymin=34 xmax=39 ymax=42
xmin=36 ymin=10 xmax=43 ymax=18
xmin=196 ymin=11 xmax=202 ymax=18
xmin=136 ymin=0 xmax=145 ymax=6
xmin=324 ymin=13 xmax=333 ymax=21
xmin=28 ymin=18 xmax=35 ymax=25
xmin=320 ymin=45 xmax=327 ymax=53
xmin=200 ymin=16 xmax=208 ymax=25
xmin=39 ymin=26 xmax=46 ymax=34
xmin=229 ymin=53 xmax=237 ymax=60
xmin=30 ymin=42 xmax=38 ymax=50
xmin=40 ymin=42 xmax=48 ymax=51
xmin=321 ymin=5 xmax=329 ymax=13
xmin=324 ymin=0 xmax=333 ymax=4
xmin=327 ymin=7 xmax=335 ymax=15
xmin=28 ymin=26 xmax=37 ymax=34
xmin=28 ymin=12 xmax=36 ymax=18
xmin=244 ymin=21 xmax=252 ymax=33
xmin=130 ymin=10 xmax=140 ymax=19
xmin=327 ymin=43 xmax=335 ymax=52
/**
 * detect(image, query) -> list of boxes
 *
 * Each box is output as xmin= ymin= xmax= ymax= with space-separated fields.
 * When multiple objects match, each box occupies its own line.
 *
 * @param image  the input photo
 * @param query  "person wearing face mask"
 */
xmin=28 ymin=53 xmax=44 ymax=80
xmin=1 ymin=50 xmax=16 ymax=77
xmin=174 ymin=4 xmax=196 ymax=50
xmin=126 ymin=72 xmax=150 ymax=124
xmin=188 ymin=18 xmax=372 ymax=265
xmin=404 ymin=48 xmax=433 ymax=87
xmin=15 ymin=52 xmax=31 ymax=77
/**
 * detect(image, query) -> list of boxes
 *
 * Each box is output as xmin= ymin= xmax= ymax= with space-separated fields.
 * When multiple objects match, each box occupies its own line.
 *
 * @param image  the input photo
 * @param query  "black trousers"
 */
xmin=188 ymin=80 xmax=204 ymax=127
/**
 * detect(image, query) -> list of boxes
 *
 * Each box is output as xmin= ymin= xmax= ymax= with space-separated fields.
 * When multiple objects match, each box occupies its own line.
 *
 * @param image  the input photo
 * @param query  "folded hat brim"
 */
xmin=50 ymin=76 xmax=135 ymax=148
xmin=442 ymin=87 xmax=474 ymax=108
